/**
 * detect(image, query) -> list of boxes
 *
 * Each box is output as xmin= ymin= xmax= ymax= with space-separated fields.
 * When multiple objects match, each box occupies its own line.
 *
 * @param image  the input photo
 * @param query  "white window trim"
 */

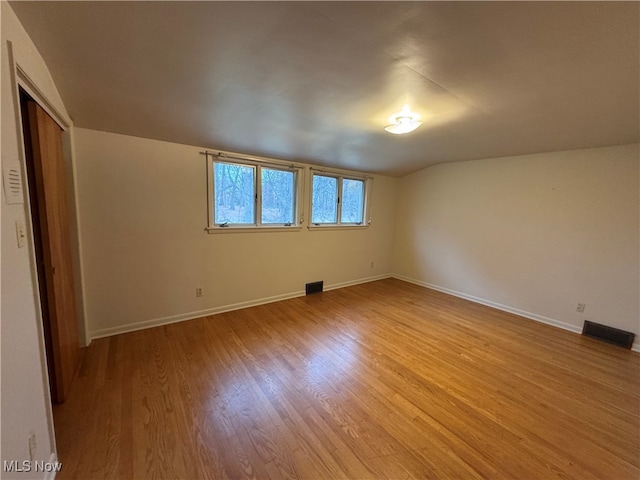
xmin=207 ymin=225 xmax=303 ymax=234
xmin=307 ymin=224 xmax=369 ymax=231
xmin=308 ymin=170 xmax=372 ymax=229
xmin=206 ymin=152 xmax=305 ymax=233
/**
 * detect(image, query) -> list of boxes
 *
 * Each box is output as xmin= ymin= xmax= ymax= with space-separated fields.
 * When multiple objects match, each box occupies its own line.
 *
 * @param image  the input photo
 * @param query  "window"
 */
xmin=206 ymin=151 xmax=371 ymax=232
xmin=341 ymin=178 xmax=364 ymax=224
xmin=208 ymin=157 xmax=300 ymax=231
xmin=261 ymin=168 xmax=295 ymax=224
xmin=311 ymin=175 xmax=338 ymax=224
xmin=311 ymin=173 xmax=368 ymax=226
xmin=214 ymin=162 xmax=255 ymax=225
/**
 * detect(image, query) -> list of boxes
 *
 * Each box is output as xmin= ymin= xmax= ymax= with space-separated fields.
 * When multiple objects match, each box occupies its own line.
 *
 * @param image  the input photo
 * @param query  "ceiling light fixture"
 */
xmin=384 ymin=105 xmax=422 ymax=135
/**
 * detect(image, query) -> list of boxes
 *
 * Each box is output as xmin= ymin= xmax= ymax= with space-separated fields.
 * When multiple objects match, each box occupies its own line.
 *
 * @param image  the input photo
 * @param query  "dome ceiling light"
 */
xmin=384 ymin=105 xmax=422 ymax=135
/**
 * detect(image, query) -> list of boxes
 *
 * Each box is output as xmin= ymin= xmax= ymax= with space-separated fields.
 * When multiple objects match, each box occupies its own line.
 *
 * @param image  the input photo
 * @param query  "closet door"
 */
xmin=23 ymin=98 xmax=80 ymax=403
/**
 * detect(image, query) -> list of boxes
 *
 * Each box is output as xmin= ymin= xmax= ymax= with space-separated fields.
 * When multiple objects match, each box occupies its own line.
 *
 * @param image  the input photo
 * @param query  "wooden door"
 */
xmin=22 ymin=97 xmax=80 ymax=403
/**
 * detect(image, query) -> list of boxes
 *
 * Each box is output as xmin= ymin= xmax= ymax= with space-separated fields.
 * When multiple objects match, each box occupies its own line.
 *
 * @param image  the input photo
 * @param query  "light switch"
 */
xmin=16 ymin=221 xmax=26 ymax=248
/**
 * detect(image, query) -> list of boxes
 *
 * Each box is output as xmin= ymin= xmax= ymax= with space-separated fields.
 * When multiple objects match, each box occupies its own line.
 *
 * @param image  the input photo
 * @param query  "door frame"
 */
xmin=7 ymin=40 xmax=88 ymax=448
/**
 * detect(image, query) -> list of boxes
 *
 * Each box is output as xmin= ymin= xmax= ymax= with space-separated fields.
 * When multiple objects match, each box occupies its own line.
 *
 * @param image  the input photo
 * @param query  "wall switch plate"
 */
xmin=28 ymin=432 xmax=36 ymax=461
xmin=16 ymin=221 xmax=26 ymax=248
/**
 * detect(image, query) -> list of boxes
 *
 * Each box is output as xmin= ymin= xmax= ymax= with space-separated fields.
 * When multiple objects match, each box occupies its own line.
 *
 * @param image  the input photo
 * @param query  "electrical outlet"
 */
xmin=28 ymin=432 xmax=36 ymax=461
xmin=576 ymin=303 xmax=586 ymax=313
xmin=195 ymin=287 xmax=203 ymax=297
xmin=370 ymin=261 xmax=374 ymax=268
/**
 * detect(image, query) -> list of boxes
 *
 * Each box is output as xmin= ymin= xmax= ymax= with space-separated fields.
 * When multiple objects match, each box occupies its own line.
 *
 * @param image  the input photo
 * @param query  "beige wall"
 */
xmin=2 ymin=3 xmax=637 ymax=475
xmin=392 ymin=144 xmax=640 ymax=345
xmin=1 ymin=2 xmax=74 ymax=475
xmin=73 ymin=128 xmax=398 ymax=339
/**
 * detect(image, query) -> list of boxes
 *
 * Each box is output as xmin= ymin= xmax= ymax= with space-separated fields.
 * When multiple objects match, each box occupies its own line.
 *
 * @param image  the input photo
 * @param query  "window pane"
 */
xmin=311 ymin=175 xmax=338 ymax=224
xmin=262 ymin=168 xmax=294 ymax=224
xmin=341 ymin=178 xmax=364 ymax=224
xmin=214 ymin=162 xmax=255 ymax=224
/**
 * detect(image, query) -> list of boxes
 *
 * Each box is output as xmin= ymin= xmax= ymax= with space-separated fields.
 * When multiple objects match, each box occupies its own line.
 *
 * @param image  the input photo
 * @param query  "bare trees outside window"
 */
xmin=311 ymin=174 xmax=365 ymax=225
xmin=207 ymin=155 xmax=369 ymax=231
xmin=213 ymin=162 xmax=296 ymax=227
xmin=214 ymin=163 xmax=255 ymax=224
xmin=262 ymin=168 xmax=294 ymax=224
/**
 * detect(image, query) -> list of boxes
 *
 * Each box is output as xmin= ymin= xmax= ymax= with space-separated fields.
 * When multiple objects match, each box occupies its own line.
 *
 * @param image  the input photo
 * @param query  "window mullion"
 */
xmin=294 ymin=170 xmax=301 ymax=225
xmin=208 ymin=158 xmax=215 ymax=228
xmin=336 ymin=176 xmax=343 ymax=225
xmin=255 ymin=166 xmax=262 ymax=226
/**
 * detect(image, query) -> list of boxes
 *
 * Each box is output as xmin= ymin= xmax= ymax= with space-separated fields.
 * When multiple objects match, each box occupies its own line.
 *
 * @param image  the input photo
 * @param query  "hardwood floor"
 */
xmin=53 ymin=278 xmax=640 ymax=479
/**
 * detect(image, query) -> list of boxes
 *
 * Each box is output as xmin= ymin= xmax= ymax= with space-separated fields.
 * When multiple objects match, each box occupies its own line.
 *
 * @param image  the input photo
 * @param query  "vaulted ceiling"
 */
xmin=10 ymin=1 xmax=639 ymax=176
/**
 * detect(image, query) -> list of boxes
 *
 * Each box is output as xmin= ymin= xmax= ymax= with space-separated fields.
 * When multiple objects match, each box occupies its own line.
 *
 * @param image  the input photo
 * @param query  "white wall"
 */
xmin=393 ymin=144 xmax=640 ymax=343
xmin=73 ymin=128 xmax=398 ymax=339
xmin=1 ymin=3 xmax=74 ymax=476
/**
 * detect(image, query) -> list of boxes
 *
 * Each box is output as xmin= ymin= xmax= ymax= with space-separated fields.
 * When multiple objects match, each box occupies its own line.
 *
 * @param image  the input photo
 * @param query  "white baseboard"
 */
xmin=324 ymin=273 xmax=391 ymax=292
xmin=88 ymin=273 xmax=639 ymax=352
xmin=89 ymin=290 xmax=305 ymax=340
xmin=89 ymin=274 xmax=391 ymax=341
xmin=392 ymin=274 xmax=640 ymax=353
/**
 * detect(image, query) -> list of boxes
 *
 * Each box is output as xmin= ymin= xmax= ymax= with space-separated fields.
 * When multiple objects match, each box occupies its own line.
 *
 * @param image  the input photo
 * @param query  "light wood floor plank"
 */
xmin=54 ymin=278 xmax=640 ymax=479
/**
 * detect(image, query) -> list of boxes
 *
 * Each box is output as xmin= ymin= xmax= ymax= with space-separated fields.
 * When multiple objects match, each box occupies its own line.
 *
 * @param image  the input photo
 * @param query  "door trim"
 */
xmin=9 ymin=41 xmax=89 ymax=347
xmin=6 ymin=38 xmax=86 ymax=454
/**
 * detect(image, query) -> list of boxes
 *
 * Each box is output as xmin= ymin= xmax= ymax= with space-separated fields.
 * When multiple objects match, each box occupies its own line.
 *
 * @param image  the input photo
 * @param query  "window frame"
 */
xmin=309 ymin=171 xmax=371 ymax=230
xmin=206 ymin=154 xmax=303 ymax=233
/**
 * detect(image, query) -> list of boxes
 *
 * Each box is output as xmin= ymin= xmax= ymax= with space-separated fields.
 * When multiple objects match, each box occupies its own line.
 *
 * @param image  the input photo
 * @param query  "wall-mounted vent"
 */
xmin=305 ymin=281 xmax=323 ymax=295
xmin=3 ymin=163 xmax=24 ymax=205
xmin=582 ymin=321 xmax=635 ymax=349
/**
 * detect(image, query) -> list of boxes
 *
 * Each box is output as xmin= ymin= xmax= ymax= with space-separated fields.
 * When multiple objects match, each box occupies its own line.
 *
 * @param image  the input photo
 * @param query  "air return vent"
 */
xmin=582 ymin=321 xmax=635 ymax=349
xmin=2 ymin=163 xmax=24 ymax=204
xmin=305 ymin=281 xmax=323 ymax=295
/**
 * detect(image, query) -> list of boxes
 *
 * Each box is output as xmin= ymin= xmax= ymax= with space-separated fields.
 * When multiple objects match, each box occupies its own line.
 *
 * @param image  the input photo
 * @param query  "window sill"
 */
xmin=307 ymin=224 xmax=370 ymax=231
xmin=207 ymin=226 xmax=302 ymax=234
